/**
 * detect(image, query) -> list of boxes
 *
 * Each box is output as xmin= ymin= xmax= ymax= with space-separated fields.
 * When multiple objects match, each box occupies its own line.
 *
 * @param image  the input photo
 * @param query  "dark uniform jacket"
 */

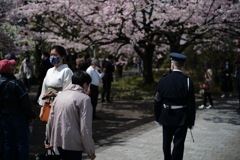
xmin=102 ymin=60 xmax=115 ymax=82
xmin=0 ymin=73 xmax=35 ymax=120
xmin=154 ymin=71 xmax=196 ymax=127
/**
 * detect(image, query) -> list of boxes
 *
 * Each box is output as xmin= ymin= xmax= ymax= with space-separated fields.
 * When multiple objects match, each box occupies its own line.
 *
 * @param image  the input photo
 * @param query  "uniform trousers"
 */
xmin=162 ymin=125 xmax=188 ymax=160
xmin=90 ymin=84 xmax=99 ymax=117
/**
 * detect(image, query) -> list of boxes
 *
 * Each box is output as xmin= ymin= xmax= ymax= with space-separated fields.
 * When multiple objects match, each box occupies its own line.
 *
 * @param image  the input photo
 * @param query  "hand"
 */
xmin=42 ymin=92 xmax=57 ymax=100
xmin=155 ymin=121 xmax=161 ymax=126
xmin=39 ymin=107 xmax=43 ymax=118
xmin=28 ymin=119 xmax=35 ymax=126
xmin=88 ymin=153 xmax=96 ymax=160
xmin=189 ymin=126 xmax=194 ymax=130
xmin=103 ymin=68 xmax=106 ymax=72
xmin=86 ymin=90 xmax=91 ymax=95
xmin=44 ymin=144 xmax=52 ymax=149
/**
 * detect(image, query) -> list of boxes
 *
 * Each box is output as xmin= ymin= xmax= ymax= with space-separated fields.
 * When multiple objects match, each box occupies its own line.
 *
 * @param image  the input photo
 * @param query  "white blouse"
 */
xmin=38 ymin=64 xmax=73 ymax=106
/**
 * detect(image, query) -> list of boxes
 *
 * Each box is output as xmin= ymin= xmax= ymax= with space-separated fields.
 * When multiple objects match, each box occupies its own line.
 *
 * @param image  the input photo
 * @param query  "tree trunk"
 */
xmin=34 ymin=41 xmax=42 ymax=79
xmin=141 ymin=53 xmax=154 ymax=85
xmin=134 ymin=44 xmax=155 ymax=85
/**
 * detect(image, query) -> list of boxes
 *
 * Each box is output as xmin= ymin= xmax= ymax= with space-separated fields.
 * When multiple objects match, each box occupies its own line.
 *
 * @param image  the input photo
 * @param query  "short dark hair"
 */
xmin=50 ymin=45 xmax=66 ymax=57
xmin=72 ymin=70 xmax=92 ymax=86
xmin=172 ymin=60 xmax=185 ymax=68
xmin=42 ymin=52 xmax=50 ymax=57
xmin=108 ymin=55 xmax=113 ymax=60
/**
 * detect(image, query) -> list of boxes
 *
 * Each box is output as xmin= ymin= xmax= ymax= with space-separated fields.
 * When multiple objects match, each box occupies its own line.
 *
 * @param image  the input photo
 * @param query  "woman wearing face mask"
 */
xmin=38 ymin=45 xmax=73 ymax=106
xmin=220 ymin=58 xmax=233 ymax=98
xmin=38 ymin=45 xmax=73 ymax=155
xmin=38 ymin=45 xmax=73 ymax=111
xmin=86 ymin=59 xmax=106 ymax=120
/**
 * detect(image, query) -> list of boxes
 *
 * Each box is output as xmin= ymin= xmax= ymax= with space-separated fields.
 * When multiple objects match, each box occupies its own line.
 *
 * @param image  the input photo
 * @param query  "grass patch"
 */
xmin=99 ymin=71 xmax=163 ymax=101
xmin=99 ymin=69 xmax=225 ymax=101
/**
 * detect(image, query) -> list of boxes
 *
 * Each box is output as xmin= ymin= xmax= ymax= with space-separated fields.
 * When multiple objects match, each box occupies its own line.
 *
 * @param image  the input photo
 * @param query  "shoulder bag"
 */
xmin=40 ymin=99 xmax=51 ymax=123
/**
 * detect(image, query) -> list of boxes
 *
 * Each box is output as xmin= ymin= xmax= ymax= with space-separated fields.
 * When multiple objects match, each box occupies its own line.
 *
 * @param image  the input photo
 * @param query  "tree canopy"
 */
xmin=8 ymin=0 xmax=240 ymax=84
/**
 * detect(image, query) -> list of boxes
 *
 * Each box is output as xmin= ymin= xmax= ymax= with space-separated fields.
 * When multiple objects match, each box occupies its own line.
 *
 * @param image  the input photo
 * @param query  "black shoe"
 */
xmin=93 ymin=115 xmax=101 ymax=120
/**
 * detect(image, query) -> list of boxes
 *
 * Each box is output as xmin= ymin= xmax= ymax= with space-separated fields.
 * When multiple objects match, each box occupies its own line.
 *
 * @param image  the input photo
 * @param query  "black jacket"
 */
xmin=102 ymin=60 xmax=115 ymax=82
xmin=0 ymin=73 xmax=35 ymax=120
xmin=154 ymin=71 xmax=196 ymax=127
xmin=38 ymin=57 xmax=53 ymax=81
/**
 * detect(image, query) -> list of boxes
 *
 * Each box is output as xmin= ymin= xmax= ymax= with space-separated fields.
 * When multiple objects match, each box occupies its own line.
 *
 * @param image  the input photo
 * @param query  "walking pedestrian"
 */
xmin=19 ymin=52 xmax=35 ymax=92
xmin=86 ymin=59 xmax=106 ymax=120
xmin=220 ymin=58 xmax=233 ymax=98
xmin=46 ymin=70 xmax=96 ymax=160
xmin=198 ymin=62 xmax=214 ymax=109
xmin=101 ymin=55 xmax=115 ymax=103
xmin=154 ymin=53 xmax=196 ymax=160
xmin=0 ymin=59 xmax=35 ymax=160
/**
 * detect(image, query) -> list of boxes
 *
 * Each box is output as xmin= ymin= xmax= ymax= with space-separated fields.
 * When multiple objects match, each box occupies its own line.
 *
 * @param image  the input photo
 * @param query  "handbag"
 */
xmin=200 ymin=83 xmax=209 ymax=90
xmin=40 ymin=99 xmax=51 ymax=123
xmin=36 ymin=148 xmax=61 ymax=160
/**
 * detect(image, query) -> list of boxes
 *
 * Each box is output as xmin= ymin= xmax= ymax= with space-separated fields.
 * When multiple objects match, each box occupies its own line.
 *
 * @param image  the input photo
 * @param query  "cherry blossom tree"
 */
xmin=12 ymin=0 xmax=240 ymax=84
xmin=0 ymin=0 xmax=24 ymax=57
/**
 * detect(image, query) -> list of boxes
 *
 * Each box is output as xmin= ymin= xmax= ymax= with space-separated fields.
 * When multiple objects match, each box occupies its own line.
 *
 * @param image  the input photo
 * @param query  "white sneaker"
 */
xmin=206 ymin=105 xmax=212 ymax=109
xmin=229 ymin=93 xmax=232 ymax=97
xmin=221 ymin=94 xmax=225 ymax=98
xmin=198 ymin=105 xmax=205 ymax=109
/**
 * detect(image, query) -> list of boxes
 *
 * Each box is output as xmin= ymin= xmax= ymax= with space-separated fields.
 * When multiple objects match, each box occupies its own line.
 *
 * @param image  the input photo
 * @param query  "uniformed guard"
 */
xmin=154 ymin=53 xmax=196 ymax=160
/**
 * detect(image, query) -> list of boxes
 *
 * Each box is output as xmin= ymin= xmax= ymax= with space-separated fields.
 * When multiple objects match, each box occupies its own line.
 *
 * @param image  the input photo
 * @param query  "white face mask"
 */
xmin=95 ymin=66 xmax=99 ymax=70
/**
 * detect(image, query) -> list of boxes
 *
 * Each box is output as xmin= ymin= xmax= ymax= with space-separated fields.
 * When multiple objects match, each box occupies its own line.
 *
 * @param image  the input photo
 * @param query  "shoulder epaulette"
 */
xmin=162 ymin=73 xmax=168 ymax=77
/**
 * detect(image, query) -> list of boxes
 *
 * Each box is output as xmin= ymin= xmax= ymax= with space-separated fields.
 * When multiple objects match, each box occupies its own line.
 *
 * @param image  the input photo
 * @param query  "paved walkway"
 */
xmin=82 ymin=97 xmax=240 ymax=160
xmin=28 ymin=82 xmax=240 ymax=160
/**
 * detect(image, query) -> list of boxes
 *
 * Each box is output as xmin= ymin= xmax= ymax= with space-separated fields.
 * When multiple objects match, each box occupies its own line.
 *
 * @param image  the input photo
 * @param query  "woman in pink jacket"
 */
xmin=46 ymin=70 xmax=96 ymax=160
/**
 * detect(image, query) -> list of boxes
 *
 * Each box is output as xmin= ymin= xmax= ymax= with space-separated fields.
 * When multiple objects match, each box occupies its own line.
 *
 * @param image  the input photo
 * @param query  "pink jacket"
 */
xmin=46 ymin=84 xmax=95 ymax=155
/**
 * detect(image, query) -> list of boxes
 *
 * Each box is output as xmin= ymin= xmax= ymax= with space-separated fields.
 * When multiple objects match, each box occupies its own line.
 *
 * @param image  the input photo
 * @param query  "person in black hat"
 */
xmin=154 ymin=53 xmax=196 ymax=160
xmin=232 ymin=59 xmax=240 ymax=114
